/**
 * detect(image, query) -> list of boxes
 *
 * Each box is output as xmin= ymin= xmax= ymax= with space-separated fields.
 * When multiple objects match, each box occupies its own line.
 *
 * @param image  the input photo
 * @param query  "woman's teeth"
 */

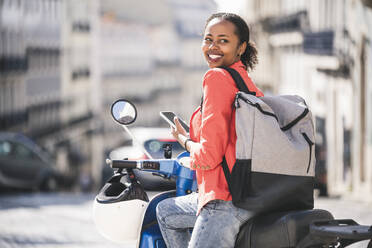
xmin=209 ymin=54 xmax=222 ymax=59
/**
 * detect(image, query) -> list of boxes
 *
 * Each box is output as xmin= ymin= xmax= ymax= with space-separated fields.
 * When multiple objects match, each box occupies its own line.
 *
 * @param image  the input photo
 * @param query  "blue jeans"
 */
xmin=156 ymin=193 xmax=254 ymax=248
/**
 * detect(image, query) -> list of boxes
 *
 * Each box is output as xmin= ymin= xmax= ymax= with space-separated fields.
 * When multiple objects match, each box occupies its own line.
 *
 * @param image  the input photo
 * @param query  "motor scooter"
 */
xmin=93 ymin=99 xmax=372 ymax=248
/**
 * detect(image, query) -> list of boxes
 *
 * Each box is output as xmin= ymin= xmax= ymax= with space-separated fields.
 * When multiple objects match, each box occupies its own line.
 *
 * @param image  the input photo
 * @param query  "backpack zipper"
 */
xmin=236 ymin=93 xmax=279 ymax=122
xmin=302 ymin=132 xmax=314 ymax=173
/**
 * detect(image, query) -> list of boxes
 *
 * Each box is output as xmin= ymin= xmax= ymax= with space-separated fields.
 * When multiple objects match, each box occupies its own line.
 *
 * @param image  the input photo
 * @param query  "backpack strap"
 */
xmin=218 ymin=67 xmax=256 ymax=191
xmin=200 ymin=67 xmax=256 ymax=112
xmin=220 ymin=67 xmax=256 ymax=96
xmin=222 ymin=157 xmax=232 ymax=191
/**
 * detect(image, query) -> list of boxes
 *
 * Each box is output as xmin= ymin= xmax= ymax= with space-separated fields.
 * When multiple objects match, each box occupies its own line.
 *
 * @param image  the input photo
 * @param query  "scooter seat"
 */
xmin=235 ymin=209 xmax=334 ymax=248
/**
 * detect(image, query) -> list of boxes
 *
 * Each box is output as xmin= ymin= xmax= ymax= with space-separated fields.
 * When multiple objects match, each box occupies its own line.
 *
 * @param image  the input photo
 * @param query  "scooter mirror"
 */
xmin=111 ymin=99 xmax=137 ymax=125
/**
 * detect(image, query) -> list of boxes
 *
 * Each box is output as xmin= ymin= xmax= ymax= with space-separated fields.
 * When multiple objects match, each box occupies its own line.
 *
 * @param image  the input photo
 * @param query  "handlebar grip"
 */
xmin=109 ymin=160 xmax=138 ymax=169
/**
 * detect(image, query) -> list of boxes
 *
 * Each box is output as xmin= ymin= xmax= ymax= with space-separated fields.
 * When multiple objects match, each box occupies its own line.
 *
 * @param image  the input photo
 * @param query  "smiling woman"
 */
xmin=202 ymin=13 xmax=258 ymax=70
xmin=156 ymin=12 xmax=264 ymax=248
xmin=202 ymin=18 xmax=246 ymax=68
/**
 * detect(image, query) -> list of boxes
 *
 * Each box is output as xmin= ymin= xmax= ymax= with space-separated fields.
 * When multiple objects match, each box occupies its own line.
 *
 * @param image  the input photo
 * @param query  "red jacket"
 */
xmin=189 ymin=61 xmax=264 ymax=214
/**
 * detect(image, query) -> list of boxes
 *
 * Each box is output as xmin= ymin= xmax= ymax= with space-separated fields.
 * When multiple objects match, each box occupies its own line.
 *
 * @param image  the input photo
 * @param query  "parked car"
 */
xmin=0 ymin=132 xmax=62 ymax=192
xmin=109 ymin=127 xmax=185 ymax=190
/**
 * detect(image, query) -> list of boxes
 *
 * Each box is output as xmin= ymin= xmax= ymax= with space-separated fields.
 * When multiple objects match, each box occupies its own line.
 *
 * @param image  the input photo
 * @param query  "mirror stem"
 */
xmin=121 ymin=125 xmax=153 ymax=160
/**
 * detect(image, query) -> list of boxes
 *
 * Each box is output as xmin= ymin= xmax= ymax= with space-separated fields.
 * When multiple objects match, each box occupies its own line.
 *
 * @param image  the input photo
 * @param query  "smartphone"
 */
xmin=160 ymin=111 xmax=190 ymax=133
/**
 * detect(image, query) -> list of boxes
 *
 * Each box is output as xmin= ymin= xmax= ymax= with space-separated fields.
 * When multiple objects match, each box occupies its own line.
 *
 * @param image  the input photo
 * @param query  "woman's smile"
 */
xmin=207 ymin=53 xmax=223 ymax=63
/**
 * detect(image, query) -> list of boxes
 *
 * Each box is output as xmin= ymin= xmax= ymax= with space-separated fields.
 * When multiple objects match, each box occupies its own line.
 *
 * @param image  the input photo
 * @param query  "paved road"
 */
xmin=0 ymin=192 xmax=121 ymax=248
xmin=0 ymin=192 xmax=371 ymax=247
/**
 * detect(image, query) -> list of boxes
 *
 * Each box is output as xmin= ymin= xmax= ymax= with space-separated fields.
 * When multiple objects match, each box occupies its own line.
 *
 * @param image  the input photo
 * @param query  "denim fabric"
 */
xmin=156 ymin=193 xmax=254 ymax=248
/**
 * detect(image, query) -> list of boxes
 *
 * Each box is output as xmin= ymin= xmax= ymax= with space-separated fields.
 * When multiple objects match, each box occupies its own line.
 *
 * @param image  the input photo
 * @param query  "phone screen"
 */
xmin=160 ymin=111 xmax=189 ymax=133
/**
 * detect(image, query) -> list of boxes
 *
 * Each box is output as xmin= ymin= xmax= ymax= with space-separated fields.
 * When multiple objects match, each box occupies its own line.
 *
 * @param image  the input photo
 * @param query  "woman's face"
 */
xmin=202 ymin=18 xmax=246 ymax=68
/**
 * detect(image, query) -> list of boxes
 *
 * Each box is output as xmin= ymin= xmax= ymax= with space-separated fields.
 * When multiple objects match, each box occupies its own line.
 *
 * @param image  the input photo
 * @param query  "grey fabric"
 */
xmin=235 ymin=93 xmax=315 ymax=177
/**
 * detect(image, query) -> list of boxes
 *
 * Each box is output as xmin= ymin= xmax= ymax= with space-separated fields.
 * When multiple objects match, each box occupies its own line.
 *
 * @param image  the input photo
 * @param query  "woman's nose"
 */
xmin=208 ymin=41 xmax=218 ymax=49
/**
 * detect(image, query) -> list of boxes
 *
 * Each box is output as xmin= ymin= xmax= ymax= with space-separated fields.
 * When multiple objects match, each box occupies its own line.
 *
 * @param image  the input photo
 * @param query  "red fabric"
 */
xmin=189 ymin=61 xmax=264 ymax=214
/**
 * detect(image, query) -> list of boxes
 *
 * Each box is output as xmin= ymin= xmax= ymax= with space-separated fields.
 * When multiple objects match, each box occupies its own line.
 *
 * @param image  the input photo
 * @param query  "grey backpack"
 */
xmin=221 ymin=67 xmax=315 ymax=213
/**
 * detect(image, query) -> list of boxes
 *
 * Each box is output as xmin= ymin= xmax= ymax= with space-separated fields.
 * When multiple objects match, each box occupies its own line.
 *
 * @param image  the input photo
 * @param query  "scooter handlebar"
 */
xmin=106 ymin=159 xmax=139 ymax=169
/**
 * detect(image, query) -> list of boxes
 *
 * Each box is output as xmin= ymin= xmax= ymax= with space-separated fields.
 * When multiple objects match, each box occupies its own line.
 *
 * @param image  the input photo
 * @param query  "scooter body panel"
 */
xmin=138 ymin=152 xmax=195 ymax=248
xmin=140 ymin=224 xmax=166 ymax=248
xmin=139 ymin=191 xmax=176 ymax=248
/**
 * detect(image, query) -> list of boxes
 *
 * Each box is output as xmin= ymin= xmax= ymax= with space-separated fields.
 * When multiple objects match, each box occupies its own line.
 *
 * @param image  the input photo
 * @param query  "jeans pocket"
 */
xmin=203 ymin=200 xmax=218 ymax=210
xmin=204 ymin=200 xmax=232 ymax=212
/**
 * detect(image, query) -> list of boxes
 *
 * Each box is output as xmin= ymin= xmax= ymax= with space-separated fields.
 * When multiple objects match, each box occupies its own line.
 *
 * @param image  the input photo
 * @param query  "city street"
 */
xmin=0 ymin=192 xmax=121 ymax=248
xmin=0 ymin=192 xmax=371 ymax=248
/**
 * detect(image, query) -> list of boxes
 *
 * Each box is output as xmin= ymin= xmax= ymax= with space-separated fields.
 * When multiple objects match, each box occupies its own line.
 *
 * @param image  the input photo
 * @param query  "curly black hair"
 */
xmin=205 ymin=13 xmax=258 ymax=71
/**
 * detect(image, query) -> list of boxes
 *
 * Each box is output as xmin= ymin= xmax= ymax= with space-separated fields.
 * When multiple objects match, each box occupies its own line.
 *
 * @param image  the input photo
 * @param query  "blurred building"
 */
xmin=0 ymin=0 xmax=101 ymax=189
xmin=98 ymin=0 xmax=216 ymax=151
xmin=0 ymin=0 xmax=216 ymax=189
xmin=60 ymin=0 xmax=102 ymax=189
xmin=244 ymin=0 xmax=372 ymax=200
xmin=1 ymin=0 xmax=62 ymax=137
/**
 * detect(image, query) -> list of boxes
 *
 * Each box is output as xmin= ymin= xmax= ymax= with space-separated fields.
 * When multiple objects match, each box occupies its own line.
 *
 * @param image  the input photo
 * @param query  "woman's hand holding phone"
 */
xmin=159 ymin=111 xmax=190 ymax=151
xmin=171 ymin=117 xmax=188 ymax=142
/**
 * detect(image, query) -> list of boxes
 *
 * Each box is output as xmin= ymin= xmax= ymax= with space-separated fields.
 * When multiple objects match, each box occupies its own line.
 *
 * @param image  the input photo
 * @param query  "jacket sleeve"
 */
xmin=189 ymin=69 xmax=236 ymax=170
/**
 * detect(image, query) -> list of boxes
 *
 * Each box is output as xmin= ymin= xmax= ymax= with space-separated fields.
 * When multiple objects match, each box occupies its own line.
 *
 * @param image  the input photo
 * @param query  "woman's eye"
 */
xmin=220 ymin=39 xmax=228 ymax=43
xmin=204 ymin=37 xmax=212 ymax=42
